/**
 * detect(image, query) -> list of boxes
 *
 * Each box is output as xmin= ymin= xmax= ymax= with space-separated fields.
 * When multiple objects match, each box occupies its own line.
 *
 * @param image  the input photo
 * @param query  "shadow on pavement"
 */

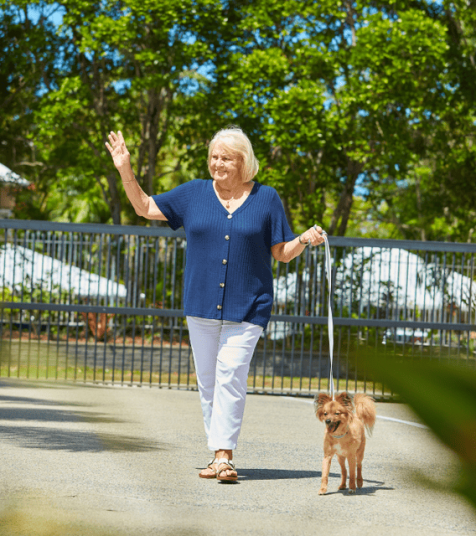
xmin=237 ymin=468 xmax=325 ymax=481
xmin=0 ymin=407 xmax=122 ymax=424
xmin=0 ymin=425 xmax=165 ymax=452
xmin=320 ymin=481 xmax=394 ymax=496
xmin=0 ymin=394 xmax=90 ymax=407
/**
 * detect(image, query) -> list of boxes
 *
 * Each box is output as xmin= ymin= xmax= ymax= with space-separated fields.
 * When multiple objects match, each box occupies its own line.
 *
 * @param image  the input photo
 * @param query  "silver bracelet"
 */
xmin=299 ymin=234 xmax=311 ymax=247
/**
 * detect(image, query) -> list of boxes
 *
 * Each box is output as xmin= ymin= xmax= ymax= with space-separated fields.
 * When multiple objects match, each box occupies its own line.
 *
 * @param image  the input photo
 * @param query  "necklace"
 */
xmin=215 ymin=182 xmax=241 ymax=209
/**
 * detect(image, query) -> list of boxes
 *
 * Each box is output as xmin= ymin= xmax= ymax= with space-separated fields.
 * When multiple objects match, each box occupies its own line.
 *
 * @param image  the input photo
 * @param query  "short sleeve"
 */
xmin=152 ymin=182 xmax=194 ymax=231
xmin=269 ymin=189 xmax=296 ymax=246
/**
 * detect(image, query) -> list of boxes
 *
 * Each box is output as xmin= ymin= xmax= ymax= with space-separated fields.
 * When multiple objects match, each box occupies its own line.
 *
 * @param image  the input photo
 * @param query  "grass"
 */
xmin=0 ymin=362 xmax=386 ymax=397
xmin=0 ymin=364 xmax=198 ymax=387
xmin=3 ymin=338 xmax=447 ymax=398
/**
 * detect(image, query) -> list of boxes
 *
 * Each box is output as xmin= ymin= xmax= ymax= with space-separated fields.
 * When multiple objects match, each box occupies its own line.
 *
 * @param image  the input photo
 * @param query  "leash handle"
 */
xmin=320 ymin=231 xmax=335 ymax=400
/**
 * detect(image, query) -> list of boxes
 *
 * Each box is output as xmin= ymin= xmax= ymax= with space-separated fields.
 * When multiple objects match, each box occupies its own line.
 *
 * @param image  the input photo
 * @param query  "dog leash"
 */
xmin=322 ymin=231 xmax=335 ymax=400
xmin=314 ymin=227 xmax=335 ymax=400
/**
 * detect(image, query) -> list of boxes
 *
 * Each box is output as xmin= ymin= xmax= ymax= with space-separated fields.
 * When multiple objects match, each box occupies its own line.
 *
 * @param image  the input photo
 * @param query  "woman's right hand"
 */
xmin=105 ymin=131 xmax=131 ymax=170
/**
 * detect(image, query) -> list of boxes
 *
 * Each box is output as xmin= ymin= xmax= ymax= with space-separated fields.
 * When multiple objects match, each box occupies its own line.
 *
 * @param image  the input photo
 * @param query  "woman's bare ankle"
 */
xmin=215 ymin=449 xmax=233 ymax=460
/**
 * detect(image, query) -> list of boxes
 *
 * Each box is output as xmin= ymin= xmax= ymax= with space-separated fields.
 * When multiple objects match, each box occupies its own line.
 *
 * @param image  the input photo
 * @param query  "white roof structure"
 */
xmin=337 ymin=247 xmax=475 ymax=313
xmin=269 ymin=247 xmax=475 ymax=339
xmin=0 ymin=243 xmax=127 ymax=299
xmin=273 ymin=248 xmax=475 ymax=312
xmin=0 ymin=163 xmax=30 ymax=187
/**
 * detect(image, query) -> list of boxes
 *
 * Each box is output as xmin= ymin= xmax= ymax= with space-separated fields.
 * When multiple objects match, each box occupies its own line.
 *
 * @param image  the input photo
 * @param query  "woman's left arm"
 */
xmin=271 ymin=225 xmax=326 ymax=263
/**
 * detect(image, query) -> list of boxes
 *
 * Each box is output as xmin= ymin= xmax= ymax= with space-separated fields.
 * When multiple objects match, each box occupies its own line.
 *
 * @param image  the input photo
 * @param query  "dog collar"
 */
xmin=331 ymin=426 xmax=349 ymax=439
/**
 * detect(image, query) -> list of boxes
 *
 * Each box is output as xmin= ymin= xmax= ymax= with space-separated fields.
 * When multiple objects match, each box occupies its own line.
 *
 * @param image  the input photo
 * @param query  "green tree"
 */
xmin=2 ymin=0 xmax=475 ymax=239
xmin=0 ymin=1 xmax=63 ymax=219
xmin=31 ymin=0 xmax=235 ymax=224
xmin=361 ymin=0 xmax=476 ymax=242
xmin=4 ymin=0 xmax=243 ymax=224
xmin=203 ymin=0 xmax=457 ymax=237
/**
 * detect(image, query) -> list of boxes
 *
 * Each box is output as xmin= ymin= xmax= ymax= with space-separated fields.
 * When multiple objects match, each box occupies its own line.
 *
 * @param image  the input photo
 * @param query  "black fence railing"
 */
xmin=1 ymin=219 xmax=475 ymax=398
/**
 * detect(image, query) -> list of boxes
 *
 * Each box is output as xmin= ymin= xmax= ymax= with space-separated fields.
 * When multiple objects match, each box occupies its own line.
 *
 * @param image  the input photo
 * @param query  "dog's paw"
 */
xmin=338 ymin=484 xmax=347 ymax=490
xmin=318 ymin=487 xmax=327 ymax=495
xmin=348 ymin=488 xmax=356 ymax=495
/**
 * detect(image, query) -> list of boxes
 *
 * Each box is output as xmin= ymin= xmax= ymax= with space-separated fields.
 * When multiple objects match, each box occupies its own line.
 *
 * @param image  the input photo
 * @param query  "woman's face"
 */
xmin=209 ymin=142 xmax=241 ymax=185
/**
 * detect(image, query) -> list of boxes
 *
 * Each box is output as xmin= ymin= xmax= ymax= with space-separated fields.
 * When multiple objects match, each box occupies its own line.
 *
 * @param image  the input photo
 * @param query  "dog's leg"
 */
xmin=347 ymin=454 xmax=357 ymax=494
xmin=318 ymin=455 xmax=333 ymax=495
xmin=356 ymin=441 xmax=365 ymax=488
xmin=337 ymin=455 xmax=347 ymax=490
xmin=357 ymin=462 xmax=363 ymax=489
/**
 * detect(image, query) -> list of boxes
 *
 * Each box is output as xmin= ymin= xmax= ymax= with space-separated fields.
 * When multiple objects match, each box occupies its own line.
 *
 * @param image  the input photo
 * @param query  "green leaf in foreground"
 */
xmin=364 ymin=353 xmax=476 ymax=510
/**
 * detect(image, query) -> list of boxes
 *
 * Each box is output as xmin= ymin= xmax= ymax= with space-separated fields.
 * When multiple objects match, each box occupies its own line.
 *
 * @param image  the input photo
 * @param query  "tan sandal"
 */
xmin=216 ymin=458 xmax=238 ymax=482
xmin=199 ymin=458 xmax=218 ymax=479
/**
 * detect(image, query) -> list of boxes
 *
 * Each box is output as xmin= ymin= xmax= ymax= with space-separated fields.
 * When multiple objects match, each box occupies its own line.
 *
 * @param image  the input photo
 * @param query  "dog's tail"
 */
xmin=354 ymin=394 xmax=376 ymax=437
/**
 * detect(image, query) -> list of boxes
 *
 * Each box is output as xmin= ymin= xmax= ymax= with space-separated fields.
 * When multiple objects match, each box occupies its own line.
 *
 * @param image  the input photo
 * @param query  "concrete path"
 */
xmin=0 ymin=379 xmax=475 ymax=536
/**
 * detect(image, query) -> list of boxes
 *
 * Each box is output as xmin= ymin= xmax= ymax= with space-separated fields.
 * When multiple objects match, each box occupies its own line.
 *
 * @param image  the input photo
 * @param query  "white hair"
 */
xmin=208 ymin=127 xmax=259 ymax=183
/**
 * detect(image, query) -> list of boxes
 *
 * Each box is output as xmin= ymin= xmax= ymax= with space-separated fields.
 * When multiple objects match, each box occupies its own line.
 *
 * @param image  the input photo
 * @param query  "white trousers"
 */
xmin=187 ymin=316 xmax=263 ymax=451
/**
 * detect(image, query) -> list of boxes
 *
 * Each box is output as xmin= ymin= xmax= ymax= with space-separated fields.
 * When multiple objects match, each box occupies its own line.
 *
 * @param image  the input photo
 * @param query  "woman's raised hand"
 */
xmin=105 ymin=131 xmax=130 ymax=170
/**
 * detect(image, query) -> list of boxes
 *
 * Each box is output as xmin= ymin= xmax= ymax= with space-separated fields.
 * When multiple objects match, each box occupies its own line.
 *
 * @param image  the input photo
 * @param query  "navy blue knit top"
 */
xmin=152 ymin=179 xmax=295 ymax=329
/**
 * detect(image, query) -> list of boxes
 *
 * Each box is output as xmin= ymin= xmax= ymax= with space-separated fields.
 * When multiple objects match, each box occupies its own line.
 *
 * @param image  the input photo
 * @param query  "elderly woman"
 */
xmin=106 ymin=127 xmax=325 ymax=482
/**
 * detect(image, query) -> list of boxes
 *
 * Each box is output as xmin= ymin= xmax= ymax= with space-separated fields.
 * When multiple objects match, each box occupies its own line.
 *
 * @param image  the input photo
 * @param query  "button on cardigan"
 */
xmin=152 ymin=180 xmax=295 ymax=329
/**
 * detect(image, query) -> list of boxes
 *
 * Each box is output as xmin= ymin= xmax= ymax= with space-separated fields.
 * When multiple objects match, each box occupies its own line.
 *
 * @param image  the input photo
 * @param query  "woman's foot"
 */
xmin=216 ymin=459 xmax=238 ymax=482
xmin=215 ymin=449 xmax=238 ymax=481
xmin=199 ymin=458 xmax=218 ymax=479
xmin=199 ymin=450 xmax=237 ymax=480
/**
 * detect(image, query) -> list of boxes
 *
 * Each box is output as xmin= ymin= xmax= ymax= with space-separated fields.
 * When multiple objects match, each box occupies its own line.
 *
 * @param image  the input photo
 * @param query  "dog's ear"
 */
xmin=336 ymin=392 xmax=353 ymax=408
xmin=314 ymin=393 xmax=331 ymax=414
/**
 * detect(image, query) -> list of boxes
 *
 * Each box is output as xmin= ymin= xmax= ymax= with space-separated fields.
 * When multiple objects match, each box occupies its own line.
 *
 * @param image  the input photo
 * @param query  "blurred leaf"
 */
xmin=364 ymin=352 xmax=476 ymax=509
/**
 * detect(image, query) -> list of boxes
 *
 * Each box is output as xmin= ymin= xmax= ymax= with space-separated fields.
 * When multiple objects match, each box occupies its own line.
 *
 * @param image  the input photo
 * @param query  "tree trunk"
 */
xmin=105 ymin=173 xmax=122 ymax=225
xmin=328 ymin=159 xmax=363 ymax=236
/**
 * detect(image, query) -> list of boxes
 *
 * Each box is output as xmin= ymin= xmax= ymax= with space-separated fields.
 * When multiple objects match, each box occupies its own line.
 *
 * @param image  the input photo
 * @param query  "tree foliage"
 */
xmin=1 ymin=0 xmax=475 ymax=240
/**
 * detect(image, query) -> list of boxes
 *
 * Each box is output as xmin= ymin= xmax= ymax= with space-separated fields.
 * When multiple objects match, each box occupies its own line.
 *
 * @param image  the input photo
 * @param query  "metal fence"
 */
xmin=1 ymin=219 xmax=475 ymax=398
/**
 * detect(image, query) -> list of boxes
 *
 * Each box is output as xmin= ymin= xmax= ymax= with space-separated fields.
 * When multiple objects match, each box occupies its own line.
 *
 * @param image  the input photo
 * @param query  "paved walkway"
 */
xmin=0 ymin=379 xmax=475 ymax=536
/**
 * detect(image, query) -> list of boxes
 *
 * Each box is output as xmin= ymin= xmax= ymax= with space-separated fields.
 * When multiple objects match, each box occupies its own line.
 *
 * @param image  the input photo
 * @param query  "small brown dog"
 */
xmin=314 ymin=392 xmax=376 ymax=495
